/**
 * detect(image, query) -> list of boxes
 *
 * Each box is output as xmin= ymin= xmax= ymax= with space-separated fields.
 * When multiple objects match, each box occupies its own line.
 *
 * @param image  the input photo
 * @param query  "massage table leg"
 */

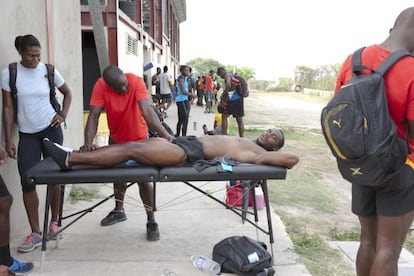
xmin=153 ymin=182 xmax=157 ymax=211
xmin=261 ymin=180 xmax=275 ymax=264
xmin=250 ymin=182 xmax=260 ymax=240
xmin=40 ymin=184 xmax=53 ymax=272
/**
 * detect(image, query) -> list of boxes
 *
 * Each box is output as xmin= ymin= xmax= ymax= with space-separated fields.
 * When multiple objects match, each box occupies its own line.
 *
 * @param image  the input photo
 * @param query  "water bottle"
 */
xmin=191 ymin=255 xmax=221 ymax=275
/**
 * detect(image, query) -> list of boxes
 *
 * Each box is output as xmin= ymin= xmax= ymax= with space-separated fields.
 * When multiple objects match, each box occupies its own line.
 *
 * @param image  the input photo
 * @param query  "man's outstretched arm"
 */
xmin=254 ymin=151 xmax=299 ymax=169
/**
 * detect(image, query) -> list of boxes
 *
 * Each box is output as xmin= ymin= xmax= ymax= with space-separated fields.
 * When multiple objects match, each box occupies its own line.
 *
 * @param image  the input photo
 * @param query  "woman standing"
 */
xmin=1 ymin=34 xmax=72 ymax=253
xmin=175 ymin=65 xmax=196 ymax=136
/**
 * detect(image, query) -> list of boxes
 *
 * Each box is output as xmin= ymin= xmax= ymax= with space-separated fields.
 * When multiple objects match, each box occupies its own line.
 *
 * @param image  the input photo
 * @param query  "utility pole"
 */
xmin=87 ymin=0 xmax=109 ymax=74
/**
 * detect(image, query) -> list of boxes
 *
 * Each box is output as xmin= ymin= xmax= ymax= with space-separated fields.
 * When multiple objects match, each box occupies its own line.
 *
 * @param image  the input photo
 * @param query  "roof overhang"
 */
xmin=171 ymin=0 xmax=186 ymax=23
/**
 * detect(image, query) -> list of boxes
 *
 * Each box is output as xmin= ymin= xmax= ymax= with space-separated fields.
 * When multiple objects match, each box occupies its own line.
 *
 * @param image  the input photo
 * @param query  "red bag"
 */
xmin=225 ymin=184 xmax=253 ymax=207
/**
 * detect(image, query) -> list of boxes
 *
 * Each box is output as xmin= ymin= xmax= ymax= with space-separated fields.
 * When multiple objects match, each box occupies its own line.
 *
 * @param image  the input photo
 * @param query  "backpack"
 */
xmin=232 ymin=74 xmax=249 ymax=97
xmin=320 ymin=48 xmax=412 ymax=187
xmin=9 ymin=62 xmax=64 ymax=119
xmin=212 ymin=235 xmax=274 ymax=276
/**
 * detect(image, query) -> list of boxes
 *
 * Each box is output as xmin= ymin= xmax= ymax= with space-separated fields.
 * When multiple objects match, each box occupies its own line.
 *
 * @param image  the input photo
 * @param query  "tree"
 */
xmin=186 ymin=58 xmax=255 ymax=80
xmin=231 ymin=66 xmax=255 ymax=81
xmin=186 ymin=58 xmax=223 ymax=77
xmin=276 ymin=77 xmax=294 ymax=92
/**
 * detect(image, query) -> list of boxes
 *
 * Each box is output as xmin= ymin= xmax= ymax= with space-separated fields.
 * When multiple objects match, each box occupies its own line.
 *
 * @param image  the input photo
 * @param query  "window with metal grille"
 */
xmin=127 ymin=35 xmax=138 ymax=56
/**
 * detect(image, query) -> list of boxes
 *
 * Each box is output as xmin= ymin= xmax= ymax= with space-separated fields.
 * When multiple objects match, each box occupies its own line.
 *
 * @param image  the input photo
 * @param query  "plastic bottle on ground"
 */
xmin=255 ymin=186 xmax=265 ymax=210
xmin=191 ymin=255 xmax=221 ymax=275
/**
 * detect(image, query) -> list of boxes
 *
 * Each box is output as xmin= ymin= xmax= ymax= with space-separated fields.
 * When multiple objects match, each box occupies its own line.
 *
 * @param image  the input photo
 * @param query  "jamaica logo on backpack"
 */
xmin=320 ymin=47 xmax=412 ymax=187
xmin=231 ymin=74 xmax=249 ymax=98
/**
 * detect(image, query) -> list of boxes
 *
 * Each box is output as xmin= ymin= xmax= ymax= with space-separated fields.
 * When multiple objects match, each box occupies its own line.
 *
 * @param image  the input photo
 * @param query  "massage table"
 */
xmin=25 ymin=157 xmax=287 ymax=271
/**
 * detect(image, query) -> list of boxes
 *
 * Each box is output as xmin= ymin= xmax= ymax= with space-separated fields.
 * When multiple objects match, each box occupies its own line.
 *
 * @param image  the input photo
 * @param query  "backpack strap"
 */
xmin=46 ymin=64 xmax=58 ymax=111
xmin=375 ymin=50 xmax=414 ymax=76
xmin=351 ymin=47 xmax=374 ymax=76
xmin=45 ymin=63 xmax=66 ymax=128
xmin=8 ymin=62 xmax=18 ymax=95
xmin=8 ymin=62 xmax=18 ymax=118
xmin=352 ymin=47 xmax=413 ymax=77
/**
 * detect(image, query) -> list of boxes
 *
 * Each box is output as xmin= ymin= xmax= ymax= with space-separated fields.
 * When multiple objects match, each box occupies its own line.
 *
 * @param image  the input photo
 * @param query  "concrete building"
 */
xmin=0 ymin=0 xmax=186 ymax=239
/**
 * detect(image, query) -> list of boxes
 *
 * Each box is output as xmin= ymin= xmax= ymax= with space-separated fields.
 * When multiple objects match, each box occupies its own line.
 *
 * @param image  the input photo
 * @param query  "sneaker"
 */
xmin=18 ymin=232 xmax=42 ymax=253
xmin=47 ymin=221 xmax=62 ymax=241
xmin=100 ymin=210 xmax=127 ymax=226
xmin=41 ymin=138 xmax=71 ymax=171
xmin=8 ymin=258 xmax=34 ymax=275
xmin=146 ymin=221 xmax=160 ymax=241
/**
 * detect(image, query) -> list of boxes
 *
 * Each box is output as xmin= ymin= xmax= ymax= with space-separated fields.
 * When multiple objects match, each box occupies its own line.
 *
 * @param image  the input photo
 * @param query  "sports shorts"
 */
xmin=352 ymin=163 xmax=414 ymax=216
xmin=223 ymin=98 xmax=244 ymax=118
xmin=172 ymin=136 xmax=204 ymax=163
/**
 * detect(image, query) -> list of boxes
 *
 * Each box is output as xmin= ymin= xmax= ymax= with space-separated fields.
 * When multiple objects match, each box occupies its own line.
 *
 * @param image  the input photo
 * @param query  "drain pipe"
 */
xmin=45 ymin=0 xmax=54 ymax=64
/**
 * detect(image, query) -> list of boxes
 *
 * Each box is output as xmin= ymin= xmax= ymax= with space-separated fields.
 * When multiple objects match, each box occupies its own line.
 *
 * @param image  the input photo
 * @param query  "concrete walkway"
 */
xmin=11 ymin=102 xmax=310 ymax=275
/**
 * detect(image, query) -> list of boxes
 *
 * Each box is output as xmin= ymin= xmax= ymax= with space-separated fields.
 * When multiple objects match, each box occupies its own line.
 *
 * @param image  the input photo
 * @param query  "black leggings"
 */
xmin=18 ymin=126 xmax=63 ymax=192
xmin=176 ymin=100 xmax=190 ymax=136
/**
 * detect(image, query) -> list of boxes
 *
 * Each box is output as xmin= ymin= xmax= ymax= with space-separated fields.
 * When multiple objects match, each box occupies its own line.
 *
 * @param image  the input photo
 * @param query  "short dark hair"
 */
xmin=275 ymin=128 xmax=285 ymax=150
xmin=15 ymin=34 xmax=41 ymax=52
xmin=180 ymin=65 xmax=189 ymax=72
xmin=102 ymin=65 xmax=124 ymax=86
xmin=217 ymin=67 xmax=226 ymax=75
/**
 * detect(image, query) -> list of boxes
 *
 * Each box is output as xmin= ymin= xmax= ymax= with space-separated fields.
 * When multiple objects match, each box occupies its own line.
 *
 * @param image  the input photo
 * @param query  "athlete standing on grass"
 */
xmin=334 ymin=7 xmax=414 ymax=276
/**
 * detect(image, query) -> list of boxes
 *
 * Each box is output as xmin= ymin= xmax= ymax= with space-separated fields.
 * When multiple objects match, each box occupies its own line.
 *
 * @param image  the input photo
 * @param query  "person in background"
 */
xmin=0 ymin=146 xmax=33 ymax=275
xmin=204 ymin=70 xmax=214 ymax=113
xmin=216 ymin=67 xmax=245 ymax=137
xmin=158 ymin=65 xmax=174 ymax=115
xmin=196 ymin=76 xmax=204 ymax=107
xmin=187 ymin=67 xmax=196 ymax=106
xmin=1 ymin=34 xmax=72 ymax=253
xmin=335 ymin=7 xmax=414 ymax=276
xmin=83 ymin=65 xmax=174 ymax=241
xmin=151 ymin=67 xmax=161 ymax=107
xmin=202 ymin=113 xmax=224 ymax=136
xmin=175 ymin=65 xmax=197 ymax=136
xmin=213 ymin=77 xmax=220 ymax=106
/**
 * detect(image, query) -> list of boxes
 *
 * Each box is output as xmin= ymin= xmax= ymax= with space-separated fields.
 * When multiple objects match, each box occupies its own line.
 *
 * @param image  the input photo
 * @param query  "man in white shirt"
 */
xmin=158 ymin=66 xmax=174 ymax=113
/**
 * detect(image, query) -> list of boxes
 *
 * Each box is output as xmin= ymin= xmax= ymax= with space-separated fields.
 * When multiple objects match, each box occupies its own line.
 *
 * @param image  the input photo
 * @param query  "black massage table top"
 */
xmin=25 ymin=158 xmax=159 ymax=184
xmin=25 ymin=158 xmax=287 ymax=185
xmin=159 ymin=163 xmax=286 ymax=181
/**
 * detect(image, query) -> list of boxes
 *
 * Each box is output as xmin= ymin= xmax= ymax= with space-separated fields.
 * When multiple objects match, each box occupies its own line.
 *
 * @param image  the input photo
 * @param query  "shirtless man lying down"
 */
xmin=42 ymin=128 xmax=299 ymax=170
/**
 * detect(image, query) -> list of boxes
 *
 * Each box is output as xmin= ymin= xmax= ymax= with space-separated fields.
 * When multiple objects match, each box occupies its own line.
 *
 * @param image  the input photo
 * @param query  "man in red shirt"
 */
xmin=83 ymin=65 xmax=174 ymax=240
xmin=335 ymin=7 xmax=414 ymax=276
xmin=204 ymin=70 xmax=214 ymax=113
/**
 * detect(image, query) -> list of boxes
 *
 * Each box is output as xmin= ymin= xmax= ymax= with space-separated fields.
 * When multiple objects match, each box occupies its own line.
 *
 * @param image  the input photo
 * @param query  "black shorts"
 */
xmin=18 ymin=126 xmax=63 ymax=192
xmin=173 ymin=136 xmax=204 ymax=163
xmin=0 ymin=175 xmax=10 ymax=197
xmin=352 ymin=164 xmax=414 ymax=216
xmin=223 ymin=98 xmax=244 ymax=118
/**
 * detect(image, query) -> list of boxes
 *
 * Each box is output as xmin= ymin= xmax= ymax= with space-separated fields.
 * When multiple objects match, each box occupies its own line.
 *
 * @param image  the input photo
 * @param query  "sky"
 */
xmin=180 ymin=0 xmax=414 ymax=81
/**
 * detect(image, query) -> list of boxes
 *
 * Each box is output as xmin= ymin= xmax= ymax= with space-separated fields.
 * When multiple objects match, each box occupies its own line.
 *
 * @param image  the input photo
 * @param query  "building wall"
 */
xmin=0 ymin=0 xmax=83 ymax=239
xmin=117 ymin=16 xmax=143 ymax=76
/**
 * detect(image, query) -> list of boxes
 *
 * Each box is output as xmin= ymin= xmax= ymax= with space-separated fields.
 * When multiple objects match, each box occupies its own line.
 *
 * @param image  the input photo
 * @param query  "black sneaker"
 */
xmin=146 ymin=221 xmax=160 ymax=241
xmin=100 ymin=210 xmax=127 ymax=226
xmin=42 ymin=138 xmax=71 ymax=171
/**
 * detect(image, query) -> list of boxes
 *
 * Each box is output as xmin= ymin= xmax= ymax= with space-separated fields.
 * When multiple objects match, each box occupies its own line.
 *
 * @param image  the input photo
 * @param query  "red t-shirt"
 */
xmin=205 ymin=75 xmax=214 ymax=92
xmin=335 ymin=45 xmax=414 ymax=160
xmin=90 ymin=73 xmax=149 ymax=143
